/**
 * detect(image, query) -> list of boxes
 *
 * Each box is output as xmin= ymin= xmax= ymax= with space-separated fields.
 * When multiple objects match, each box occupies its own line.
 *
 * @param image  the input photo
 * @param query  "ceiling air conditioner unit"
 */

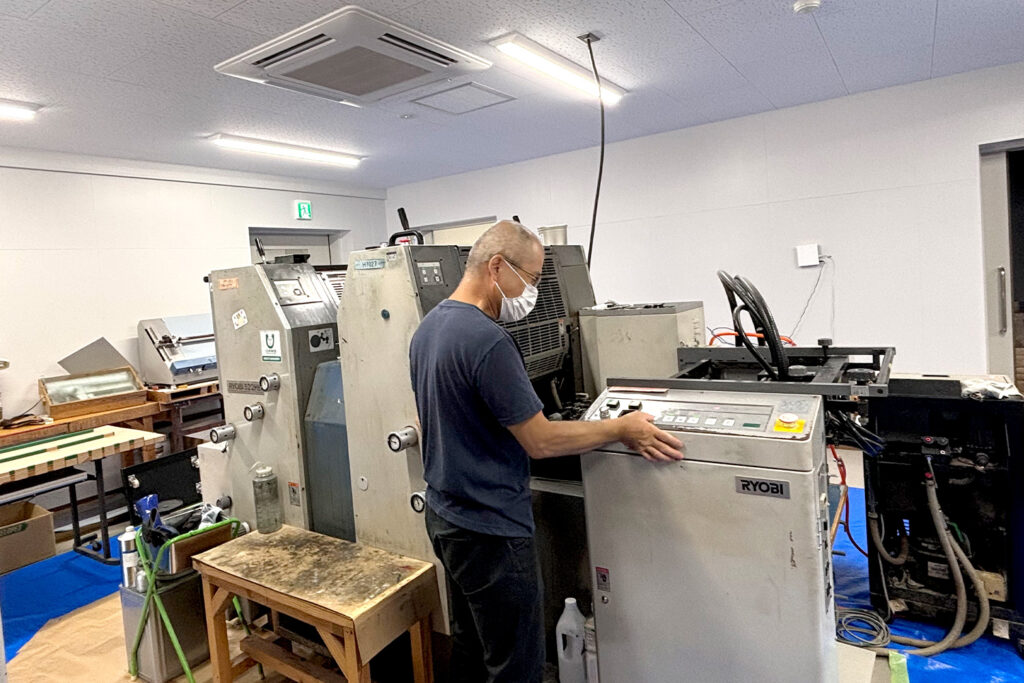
xmin=215 ymin=5 xmax=491 ymax=106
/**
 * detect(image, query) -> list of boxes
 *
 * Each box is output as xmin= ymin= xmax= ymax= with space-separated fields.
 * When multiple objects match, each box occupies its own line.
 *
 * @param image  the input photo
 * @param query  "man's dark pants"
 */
xmin=425 ymin=505 xmax=545 ymax=683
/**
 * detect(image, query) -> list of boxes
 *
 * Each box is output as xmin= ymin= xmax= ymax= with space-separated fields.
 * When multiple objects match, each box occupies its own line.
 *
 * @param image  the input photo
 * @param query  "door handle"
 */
xmin=998 ymin=266 xmax=1008 ymax=336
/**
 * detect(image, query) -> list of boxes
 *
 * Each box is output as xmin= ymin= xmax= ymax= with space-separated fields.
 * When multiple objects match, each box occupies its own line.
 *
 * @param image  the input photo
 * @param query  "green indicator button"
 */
xmin=743 ymin=422 xmax=761 ymax=428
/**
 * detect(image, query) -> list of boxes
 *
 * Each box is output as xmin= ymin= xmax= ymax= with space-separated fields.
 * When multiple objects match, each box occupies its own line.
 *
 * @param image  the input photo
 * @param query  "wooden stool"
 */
xmin=193 ymin=525 xmax=439 ymax=683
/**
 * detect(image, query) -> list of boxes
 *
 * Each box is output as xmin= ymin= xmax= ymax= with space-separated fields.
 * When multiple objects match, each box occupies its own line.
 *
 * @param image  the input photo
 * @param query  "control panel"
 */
xmin=587 ymin=389 xmax=816 ymax=439
xmin=269 ymin=275 xmax=323 ymax=306
xmin=416 ymin=261 xmax=446 ymax=287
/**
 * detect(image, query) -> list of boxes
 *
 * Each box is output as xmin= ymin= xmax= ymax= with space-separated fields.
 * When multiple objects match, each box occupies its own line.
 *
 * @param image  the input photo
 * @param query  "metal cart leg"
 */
xmin=68 ymin=479 xmax=82 ymax=548
xmin=73 ymin=456 xmax=120 ymax=565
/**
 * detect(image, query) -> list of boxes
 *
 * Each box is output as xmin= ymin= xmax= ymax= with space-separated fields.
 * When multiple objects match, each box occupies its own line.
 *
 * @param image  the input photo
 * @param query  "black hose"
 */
xmin=717 ymin=271 xmax=789 ymax=379
xmin=868 ymin=516 xmax=909 ymax=565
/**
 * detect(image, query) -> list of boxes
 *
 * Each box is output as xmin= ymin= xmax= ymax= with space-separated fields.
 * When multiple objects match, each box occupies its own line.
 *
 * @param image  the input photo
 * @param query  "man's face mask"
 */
xmin=494 ymin=257 xmax=538 ymax=323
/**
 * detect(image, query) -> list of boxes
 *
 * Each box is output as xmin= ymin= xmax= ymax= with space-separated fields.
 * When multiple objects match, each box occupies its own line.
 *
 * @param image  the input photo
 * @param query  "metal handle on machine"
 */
xmin=210 ymin=424 xmax=236 ymax=443
xmin=243 ymin=403 xmax=265 ymax=422
xmin=259 ymin=373 xmax=281 ymax=392
xmin=387 ymin=426 xmax=419 ymax=452
xmin=388 ymin=230 xmax=424 ymax=246
xmin=998 ymin=266 xmax=1008 ymax=335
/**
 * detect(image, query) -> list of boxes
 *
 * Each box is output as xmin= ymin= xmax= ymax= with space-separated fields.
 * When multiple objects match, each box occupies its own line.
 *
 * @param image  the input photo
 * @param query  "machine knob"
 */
xmin=259 ymin=373 xmax=281 ymax=392
xmin=243 ymin=403 xmax=265 ymax=421
xmin=209 ymin=424 xmax=236 ymax=443
xmin=599 ymin=408 xmax=611 ymax=420
xmin=410 ymin=491 xmax=427 ymax=514
xmin=388 ymin=426 xmax=419 ymax=452
xmin=847 ymin=368 xmax=874 ymax=385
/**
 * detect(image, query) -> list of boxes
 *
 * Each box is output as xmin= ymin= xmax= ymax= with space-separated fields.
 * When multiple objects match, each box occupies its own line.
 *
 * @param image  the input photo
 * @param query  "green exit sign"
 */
xmin=294 ymin=200 xmax=312 ymax=220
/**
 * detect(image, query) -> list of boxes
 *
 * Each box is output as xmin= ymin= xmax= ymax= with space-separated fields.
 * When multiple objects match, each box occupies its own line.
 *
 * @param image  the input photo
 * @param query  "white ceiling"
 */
xmin=1 ymin=0 xmax=1023 ymax=190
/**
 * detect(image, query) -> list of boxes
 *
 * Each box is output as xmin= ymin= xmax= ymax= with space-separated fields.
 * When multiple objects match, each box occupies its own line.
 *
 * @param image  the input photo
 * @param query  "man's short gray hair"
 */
xmin=466 ymin=220 xmax=542 ymax=272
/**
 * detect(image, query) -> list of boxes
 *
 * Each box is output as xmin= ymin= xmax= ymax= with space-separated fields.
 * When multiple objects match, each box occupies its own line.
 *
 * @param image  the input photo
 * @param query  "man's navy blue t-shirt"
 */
xmin=410 ymin=299 xmax=543 ymax=537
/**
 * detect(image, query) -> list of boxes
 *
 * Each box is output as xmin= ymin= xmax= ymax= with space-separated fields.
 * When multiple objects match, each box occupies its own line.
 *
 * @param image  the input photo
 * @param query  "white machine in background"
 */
xmin=202 ymin=261 xmax=342 ymax=532
xmin=579 ymin=302 xmax=705 ymax=393
xmin=339 ymin=243 xmax=464 ymax=630
xmin=581 ymin=385 xmax=836 ymax=683
xmin=137 ymin=314 xmax=218 ymax=387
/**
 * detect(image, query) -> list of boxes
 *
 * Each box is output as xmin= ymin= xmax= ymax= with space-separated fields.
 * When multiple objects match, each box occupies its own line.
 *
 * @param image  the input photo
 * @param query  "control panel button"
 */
xmin=722 ymin=418 xmax=735 ymax=427
xmin=704 ymin=417 xmax=718 ymax=426
xmin=779 ymin=413 xmax=799 ymax=426
xmin=687 ymin=416 xmax=700 ymax=425
xmin=627 ymin=401 xmax=642 ymax=411
xmin=606 ymin=399 xmax=620 ymax=410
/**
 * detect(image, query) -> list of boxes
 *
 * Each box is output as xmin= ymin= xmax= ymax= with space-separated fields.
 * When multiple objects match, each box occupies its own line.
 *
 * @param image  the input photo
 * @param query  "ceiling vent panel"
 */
xmin=215 ymin=5 xmax=491 ymax=106
xmin=413 ymin=83 xmax=515 ymax=115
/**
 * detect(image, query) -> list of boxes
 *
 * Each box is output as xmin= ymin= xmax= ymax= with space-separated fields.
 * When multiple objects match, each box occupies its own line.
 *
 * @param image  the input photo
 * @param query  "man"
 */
xmin=410 ymin=221 xmax=683 ymax=682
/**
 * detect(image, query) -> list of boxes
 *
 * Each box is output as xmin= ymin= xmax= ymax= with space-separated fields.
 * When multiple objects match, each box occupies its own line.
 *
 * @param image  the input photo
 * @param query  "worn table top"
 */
xmin=192 ymin=525 xmax=435 ymax=621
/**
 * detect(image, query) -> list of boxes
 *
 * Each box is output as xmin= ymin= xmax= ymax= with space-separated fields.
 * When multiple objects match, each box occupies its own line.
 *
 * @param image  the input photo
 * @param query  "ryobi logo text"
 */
xmin=735 ymin=477 xmax=791 ymax=499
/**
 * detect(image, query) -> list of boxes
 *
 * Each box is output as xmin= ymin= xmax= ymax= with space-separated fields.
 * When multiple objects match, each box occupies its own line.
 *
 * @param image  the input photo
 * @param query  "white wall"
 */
xmin=387 ymin=61 xmax=1024 ymax=375
xmin=0 ymin=148 xmax=387 ymax=413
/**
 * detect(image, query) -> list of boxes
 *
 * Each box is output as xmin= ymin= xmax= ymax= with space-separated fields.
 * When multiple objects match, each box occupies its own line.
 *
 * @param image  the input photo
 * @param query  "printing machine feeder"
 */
xmin=137 ymin=314 xmax=218 ymax=387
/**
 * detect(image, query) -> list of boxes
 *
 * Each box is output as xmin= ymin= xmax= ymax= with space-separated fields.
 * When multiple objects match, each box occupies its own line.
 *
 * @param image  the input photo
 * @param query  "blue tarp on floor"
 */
xmin=1 ymin=545 xmax=121 ymax=662
xmin=3 ymin=489 xmax=1024 ymax=679
xmin=836 ymin=487 xmax=1024 ymax=681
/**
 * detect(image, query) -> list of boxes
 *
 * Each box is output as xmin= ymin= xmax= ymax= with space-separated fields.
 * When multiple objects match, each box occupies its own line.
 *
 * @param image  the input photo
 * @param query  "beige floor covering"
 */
xmin=7 ymin=593 xmax=285 ymax=683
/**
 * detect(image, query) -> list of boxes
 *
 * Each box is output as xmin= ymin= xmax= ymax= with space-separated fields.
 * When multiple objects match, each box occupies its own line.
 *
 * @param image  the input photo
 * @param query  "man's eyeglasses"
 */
xmin=504 ymin=257 xmax=542 ymax=287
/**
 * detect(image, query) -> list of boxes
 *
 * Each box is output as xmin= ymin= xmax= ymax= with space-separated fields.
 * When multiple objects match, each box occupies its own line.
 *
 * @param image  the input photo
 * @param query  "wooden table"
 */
xmin=193 ymin=526 xmax=439 ymax=683
xmin=0 ymin=425 xmax=164 ymax=564
xmin=0 ymin=401 xmax=165 ymax=463
xmin=147 ymin=382 xmax=224 ymax=453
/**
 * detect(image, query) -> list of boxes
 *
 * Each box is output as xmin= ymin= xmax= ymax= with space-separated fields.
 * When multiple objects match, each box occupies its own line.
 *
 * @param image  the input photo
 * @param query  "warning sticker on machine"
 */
xmin=232 ymin=309 xmax=248 ymax=330
xmin=308 ymin=328 xmax=335 ymax=353
xmin=261 ymin=330 xmax=282 ymax=362
xmin=595 ymin=566 xmax=611 ymax=592
xmin=288 ymin=482 xmax=301 ymax=507
xmin=927 ymin=561 xmax=950 ymax=580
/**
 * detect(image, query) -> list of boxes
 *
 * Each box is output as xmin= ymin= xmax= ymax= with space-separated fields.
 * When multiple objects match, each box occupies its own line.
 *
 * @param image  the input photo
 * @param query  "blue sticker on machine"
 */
xmin=735 ymin=476 xmax=791 ymax=499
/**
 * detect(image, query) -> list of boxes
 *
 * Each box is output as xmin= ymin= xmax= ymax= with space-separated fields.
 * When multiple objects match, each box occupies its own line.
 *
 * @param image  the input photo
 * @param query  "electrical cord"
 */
xmin=830 ymin=444 xmax=870 ymax=557
xmin=584 ymin=35 xmax=605 ymax=270
xmin=790 ymin=255 xmax=831 ymax=338
xmin=708 ymin=331 xmax=797 ymax=346
xmin=836 ymin=607 xmax=891 ymax=648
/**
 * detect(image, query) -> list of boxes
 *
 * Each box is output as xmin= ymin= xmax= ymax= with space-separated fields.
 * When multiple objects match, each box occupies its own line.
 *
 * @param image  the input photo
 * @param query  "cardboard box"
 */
xmin=0 ymin=502 xmax=56 ymax=574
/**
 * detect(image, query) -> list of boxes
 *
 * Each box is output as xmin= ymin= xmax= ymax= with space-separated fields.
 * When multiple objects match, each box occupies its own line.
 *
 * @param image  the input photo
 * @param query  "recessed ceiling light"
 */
xmin=209 ymin=134 xmax=362 ymax=168
xmin=490 ymin=33 xmax=625 ymax=105
xmin=0 ymin=98 xmax=42 ymax=121
xmin=793 ymin=0 xmax=822 ymax=13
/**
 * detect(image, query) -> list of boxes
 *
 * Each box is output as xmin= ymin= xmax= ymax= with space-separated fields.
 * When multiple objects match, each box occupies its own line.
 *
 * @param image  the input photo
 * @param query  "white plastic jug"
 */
xmin=556 ymin=597 xmax=586 ymax=683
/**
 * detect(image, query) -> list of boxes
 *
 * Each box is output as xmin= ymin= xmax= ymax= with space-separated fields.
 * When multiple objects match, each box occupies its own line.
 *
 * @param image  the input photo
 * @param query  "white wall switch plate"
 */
xmin=796 ymin=243 xmax=820 ymax=268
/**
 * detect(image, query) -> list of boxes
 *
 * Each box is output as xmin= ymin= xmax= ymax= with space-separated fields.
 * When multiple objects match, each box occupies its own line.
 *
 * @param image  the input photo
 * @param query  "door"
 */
xmin=250 ymin=232 xmax=333 ymax=265
xmin=981 ymin=153 xmax=1014 ymax=376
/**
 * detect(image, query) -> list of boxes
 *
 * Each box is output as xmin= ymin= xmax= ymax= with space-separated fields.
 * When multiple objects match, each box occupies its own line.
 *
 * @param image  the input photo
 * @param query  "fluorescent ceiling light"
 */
xmin=490 ymin=33 xmax=625 ymax=105
xmin=210 ymin=133 xmax=362 ymax=168
xmin=0 ymin=98 xmax=42 ymax=121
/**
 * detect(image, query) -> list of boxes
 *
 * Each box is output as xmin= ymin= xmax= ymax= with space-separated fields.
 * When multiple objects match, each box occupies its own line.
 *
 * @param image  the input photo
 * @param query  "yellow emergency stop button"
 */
xmin=774 ymin=413 xmax=806 ymax=433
